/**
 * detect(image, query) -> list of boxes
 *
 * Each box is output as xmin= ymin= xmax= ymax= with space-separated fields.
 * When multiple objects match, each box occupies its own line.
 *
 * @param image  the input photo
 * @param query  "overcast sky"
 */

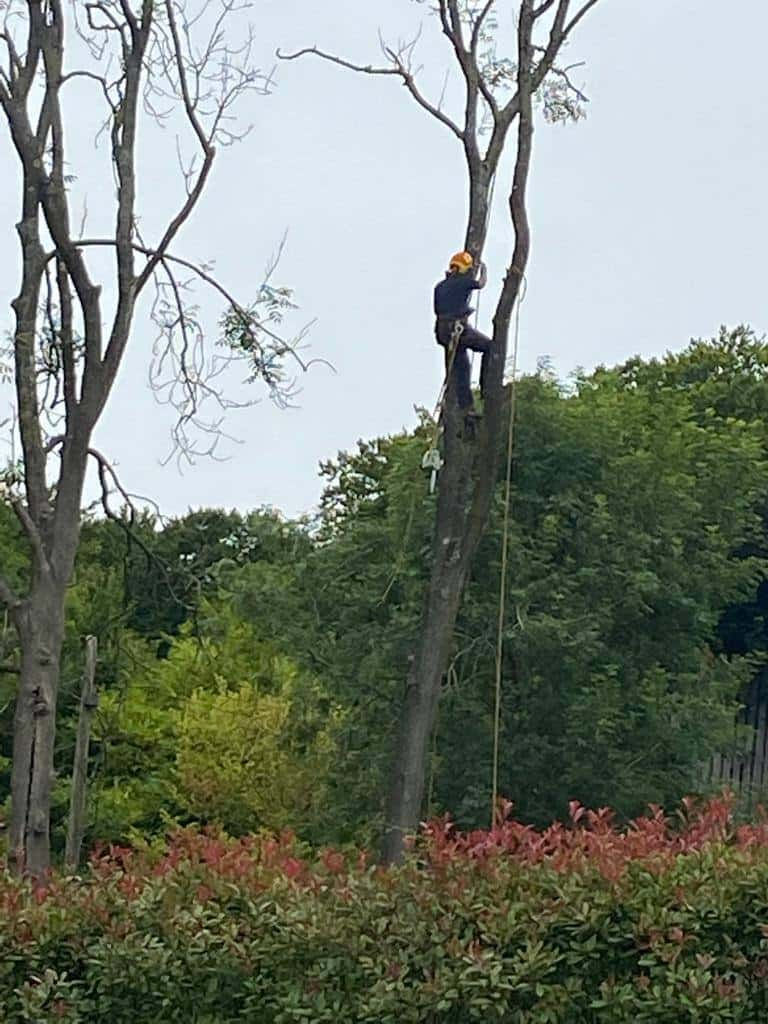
xmin=1 ymin=1 xmax=766 ymax=521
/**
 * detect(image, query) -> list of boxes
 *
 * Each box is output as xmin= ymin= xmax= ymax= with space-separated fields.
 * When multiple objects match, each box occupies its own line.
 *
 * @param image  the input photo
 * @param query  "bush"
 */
xmin=176 ymin=669 xmax=338 ymax=834
xmin=2 ymin=796 xmax=768 ymax=1022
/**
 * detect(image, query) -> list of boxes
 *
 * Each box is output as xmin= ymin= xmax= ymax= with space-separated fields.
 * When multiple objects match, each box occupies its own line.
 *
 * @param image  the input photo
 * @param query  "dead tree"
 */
xmin=0 ymin=0 xmax=310 ymax=877
xmin=281 ymin=0 xmax=602 ymax=863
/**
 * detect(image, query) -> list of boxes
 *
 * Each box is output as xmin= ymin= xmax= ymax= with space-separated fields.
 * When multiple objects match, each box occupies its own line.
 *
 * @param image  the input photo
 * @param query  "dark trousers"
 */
xmin=435 ymin=318 xmax=492 ymax=409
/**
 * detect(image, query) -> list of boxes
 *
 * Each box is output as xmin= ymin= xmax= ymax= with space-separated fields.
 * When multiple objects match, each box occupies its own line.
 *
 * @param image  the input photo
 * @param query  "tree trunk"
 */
xmin=381 ymin=366 xmax=503 ymax=863
xmin=381 ymin=400 xmax=476 ymax=860
xmin=8 ymin=583 xmax=67 ymax=878
xmin=382 ymin=42 xmax=535 ymax=863
xmin=380 ymin=143 xmax=509 ymax=862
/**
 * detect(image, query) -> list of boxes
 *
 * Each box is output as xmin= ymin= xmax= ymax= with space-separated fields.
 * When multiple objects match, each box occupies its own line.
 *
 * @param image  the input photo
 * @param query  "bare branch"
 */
xmin=132 ymin=153 xmax=215 ymax=297
xmin=485 ymin=0 xmax=580 ymax=166
xmin=72 ymin=238 xmax=327 ymax=375
xmin=445 ymin=0 xmax=467 ymax=53
xmin=56 ymin=258 xmax=77 ymax=418
xmin=0 ymin=29 xmax=22 ymax=87
xmin=89 ymin=446 xmax=145 ymax=518
xmin=100 ymin=1 xmax=152 ymax=390
xmin=277 ymin=45 xmax=464 ymax=141
xmin=45 ymin=438 xmax=158 ymax=518
xmin=85 ymin=1 xmax=128 ymax=37
xmin=278 ymin=43 xmax=399 ymax=76
xmin=467 ymin=2 xmax=501 ymax=123
xmin=60 ymin=70 xmax=119 ymax=112
xmin=10 ymin=496 xmax=50 ymax=577
xmin=549 ymin=60 xmax=589 ymax=104
xmin=470 ymin=1 xmax=497 ymax=54
xmin=565 ymin=0 xmax=602 ymax=36
xmin=115 ymin=0 xmax=139 ymax=36
xmin=133 ymin=0 xmax=265 ymax=297
xmin=435 ymin=0 xmax=452 ymax=41
xmin=82 ymin=450 xmax=197 ymax=615
xmin=163 ymin=0 xmax=209 ymax=153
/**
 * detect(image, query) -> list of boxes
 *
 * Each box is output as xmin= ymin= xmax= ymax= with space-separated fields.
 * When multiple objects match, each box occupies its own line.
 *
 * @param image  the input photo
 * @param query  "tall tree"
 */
xmin=281 ymin=0 xmax=603 ymax=861
xmin=0 ymin=0 xmax=303 ymax=876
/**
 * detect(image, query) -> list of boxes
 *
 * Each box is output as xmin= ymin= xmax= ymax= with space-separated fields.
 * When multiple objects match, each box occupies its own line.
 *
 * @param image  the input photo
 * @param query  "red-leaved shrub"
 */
xmin=1 ymin=795 xmax=767 ymax=1023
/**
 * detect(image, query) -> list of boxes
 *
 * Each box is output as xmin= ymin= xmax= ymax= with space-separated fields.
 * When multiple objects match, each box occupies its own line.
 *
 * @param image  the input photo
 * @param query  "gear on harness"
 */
xmin=421 ymin=446 xmax=443 ymax=494
xmin=420 ymin=318 xmax=465 ymax=492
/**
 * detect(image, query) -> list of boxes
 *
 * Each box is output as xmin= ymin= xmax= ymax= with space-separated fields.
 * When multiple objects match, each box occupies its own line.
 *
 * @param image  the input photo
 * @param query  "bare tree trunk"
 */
xmin=381 ymin=241 xmax=483 ymax=863
xmin=8 ymin=583 xmax=67 ymax=878
xmin=382 ymin=4 xmax=538 ymax=863
xmin=278 ymin=2 xmax=600 ymax=865
xmin=381 ymin=503 xmax=472 ymax=859
xmin=65 ymin=636 xmax=98 ymax=873
xmin=381 ymin=292 xmax=513 ymax=863
xmin=0 ymin=0 xmax=273 ymax=875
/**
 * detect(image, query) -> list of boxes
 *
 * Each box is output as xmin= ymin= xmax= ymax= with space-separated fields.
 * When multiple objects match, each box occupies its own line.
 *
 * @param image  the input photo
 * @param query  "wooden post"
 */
xmin=64 ymin=636 xmax=98 ymax=873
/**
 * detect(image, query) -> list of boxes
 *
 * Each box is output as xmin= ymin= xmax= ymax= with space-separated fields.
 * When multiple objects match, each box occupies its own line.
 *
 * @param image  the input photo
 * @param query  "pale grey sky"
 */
xmin=1 ymin=1 xmax=766 ymax=519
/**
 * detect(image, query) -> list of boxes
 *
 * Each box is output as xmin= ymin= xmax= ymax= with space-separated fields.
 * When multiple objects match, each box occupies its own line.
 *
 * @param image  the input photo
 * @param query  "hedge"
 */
xmin=2 ymin=796 xmax=768 ymax=1022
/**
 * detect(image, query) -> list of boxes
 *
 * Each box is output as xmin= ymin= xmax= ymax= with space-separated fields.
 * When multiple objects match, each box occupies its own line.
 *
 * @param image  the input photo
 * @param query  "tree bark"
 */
xmin=381 ymin=410 xmax=476 ymax=860
xmin=8 ymin=583 xmax=67 ymax=878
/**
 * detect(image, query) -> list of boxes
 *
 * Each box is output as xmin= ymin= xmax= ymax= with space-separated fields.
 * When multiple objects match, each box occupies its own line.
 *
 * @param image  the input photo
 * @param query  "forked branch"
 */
xmin=277 ymin=44 xmax=464 ymax=141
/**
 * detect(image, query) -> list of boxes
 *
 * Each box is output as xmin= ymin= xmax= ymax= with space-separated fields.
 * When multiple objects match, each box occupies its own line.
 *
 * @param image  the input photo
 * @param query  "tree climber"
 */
xmin=433 ymin=251 xmax=491 ymax=415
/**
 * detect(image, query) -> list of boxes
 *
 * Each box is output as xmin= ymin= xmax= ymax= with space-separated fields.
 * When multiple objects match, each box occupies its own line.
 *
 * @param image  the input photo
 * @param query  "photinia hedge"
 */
xmin=2 ymin=796 xmax=768 ymax=1022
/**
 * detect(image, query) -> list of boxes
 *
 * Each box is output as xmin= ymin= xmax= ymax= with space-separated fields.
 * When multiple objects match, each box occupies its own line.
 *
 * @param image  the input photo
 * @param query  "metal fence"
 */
xmin=708 ymin=672 xmax=768 ymax=809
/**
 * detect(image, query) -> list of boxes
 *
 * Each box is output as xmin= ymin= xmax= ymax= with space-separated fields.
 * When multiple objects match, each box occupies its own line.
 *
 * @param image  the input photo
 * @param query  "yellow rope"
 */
xmin=491 ymin=275 xmax=526 ymax=828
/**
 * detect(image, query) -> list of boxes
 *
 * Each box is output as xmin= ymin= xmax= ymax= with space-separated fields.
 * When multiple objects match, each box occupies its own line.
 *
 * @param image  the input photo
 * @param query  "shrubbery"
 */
xmin=1 ymin=796 xmax=768 ymax=1022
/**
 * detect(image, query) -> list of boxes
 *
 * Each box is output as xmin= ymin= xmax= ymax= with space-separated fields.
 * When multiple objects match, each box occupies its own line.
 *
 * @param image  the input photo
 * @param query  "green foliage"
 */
xmin=438 ymin=354 xmax=768 ymax=826
xmin=225 ymin=330 xmax=768 ymax=835
xmin=3 ymin=330 xmax=768 ymax=859
xmin=230 ymin=428 xmax=435 ymax=841
xmin=86 ymin=614 xmax=337 ymax=844
xmin=176 ymin=647 xmax=340 ymax=835
xmin=1 ymin=800 xmax=768 ymax=1022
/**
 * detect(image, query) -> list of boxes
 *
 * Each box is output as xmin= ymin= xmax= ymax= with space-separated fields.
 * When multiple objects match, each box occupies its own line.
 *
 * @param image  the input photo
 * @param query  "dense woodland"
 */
xmin=1 ymin=327 xmax=765 ymax=858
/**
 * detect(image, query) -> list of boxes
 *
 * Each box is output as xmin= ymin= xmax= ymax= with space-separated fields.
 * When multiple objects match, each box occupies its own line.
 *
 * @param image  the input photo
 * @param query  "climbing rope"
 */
xmin=491 ymin=274 xmax=526 ymax=828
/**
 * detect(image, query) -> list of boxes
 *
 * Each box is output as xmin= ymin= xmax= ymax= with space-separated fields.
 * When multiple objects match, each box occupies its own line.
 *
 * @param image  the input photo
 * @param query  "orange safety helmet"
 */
xmin=448 ymin=250 xmax=474 ymax=273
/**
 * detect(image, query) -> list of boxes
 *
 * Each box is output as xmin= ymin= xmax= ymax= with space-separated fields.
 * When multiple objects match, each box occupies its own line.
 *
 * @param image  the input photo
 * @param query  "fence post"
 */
xmin=64 ymin=636 xmax=98 ymax=873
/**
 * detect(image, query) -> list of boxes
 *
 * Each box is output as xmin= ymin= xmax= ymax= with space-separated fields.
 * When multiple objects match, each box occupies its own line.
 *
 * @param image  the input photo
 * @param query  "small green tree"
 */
xmin=177 ymin=670 xmax=338 ymax=835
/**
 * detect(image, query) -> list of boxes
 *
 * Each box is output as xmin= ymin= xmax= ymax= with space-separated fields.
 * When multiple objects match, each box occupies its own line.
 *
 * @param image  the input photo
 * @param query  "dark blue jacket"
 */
xmin=433 ymin=272 xmax=481 ymax=319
